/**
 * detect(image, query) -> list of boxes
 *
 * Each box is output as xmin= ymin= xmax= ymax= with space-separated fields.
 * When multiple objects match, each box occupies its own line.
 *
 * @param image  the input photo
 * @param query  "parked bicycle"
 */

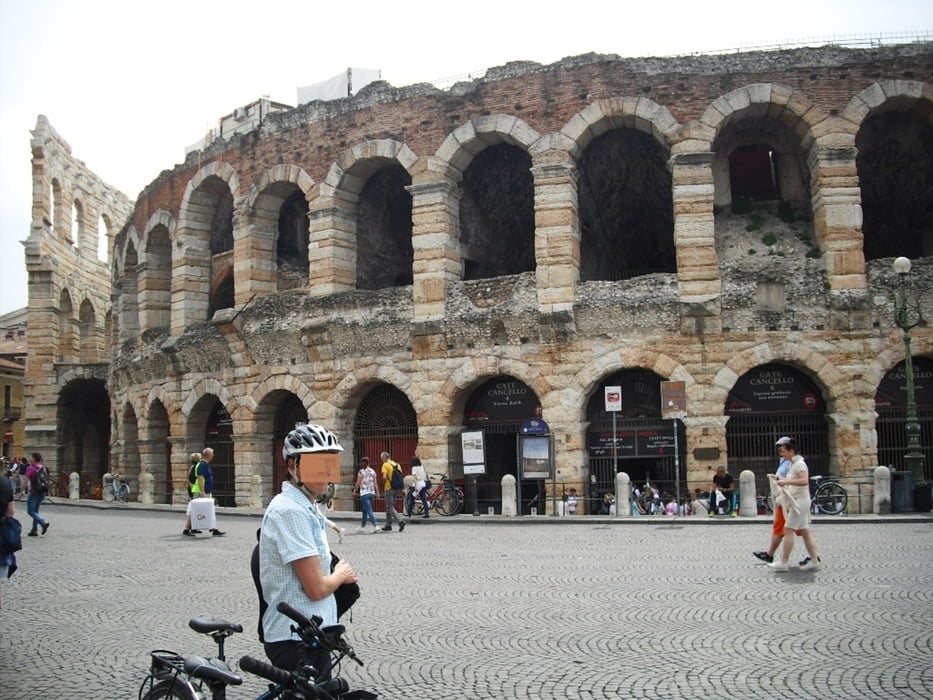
xmin=137 ymin=602 xmax=376 ymax=700
xmin=810 ymin=475 xmax=848 ymax=515
xmin=103 ymin=473 xmax=131 ymax=502
xmin=404 ymin=475 xmax=463 ymax=517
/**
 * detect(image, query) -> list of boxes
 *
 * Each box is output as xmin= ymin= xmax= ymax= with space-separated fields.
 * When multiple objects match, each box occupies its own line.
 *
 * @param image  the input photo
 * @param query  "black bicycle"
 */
xmin=810 ymin=475 xmax=848 ymax=515
xmin=138 ymin=603 xmax=376 ymax=700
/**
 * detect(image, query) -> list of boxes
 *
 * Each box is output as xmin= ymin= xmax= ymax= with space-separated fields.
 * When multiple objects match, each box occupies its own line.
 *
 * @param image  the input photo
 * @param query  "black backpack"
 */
xmin=188 ymin=463 xmax=198 ymax=485
xmin=390 ymin=461 xmax=404 ymax=490
xmin=31 ymin=466 xmax=49 ymax=494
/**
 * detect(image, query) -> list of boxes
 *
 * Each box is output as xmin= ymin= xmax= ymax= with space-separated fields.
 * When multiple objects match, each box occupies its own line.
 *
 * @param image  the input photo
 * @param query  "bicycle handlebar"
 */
xmin=239 ymin=655 xmax=334 ymax=700
xmin=275 ymin=601 xmax=364 ymax=666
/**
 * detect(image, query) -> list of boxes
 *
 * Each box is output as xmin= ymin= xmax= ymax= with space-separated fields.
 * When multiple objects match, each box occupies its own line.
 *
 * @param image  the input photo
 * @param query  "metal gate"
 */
xmin=725 ymin=413 xmax=829 ymax=486
xmin=876 ymin=407 xmax=933 ymax=481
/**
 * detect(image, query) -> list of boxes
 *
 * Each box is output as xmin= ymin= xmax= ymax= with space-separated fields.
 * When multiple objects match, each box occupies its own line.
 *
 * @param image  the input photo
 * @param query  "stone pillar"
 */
xmin=615 ymin=471 xmax=631 ymax=518
xmin=407 ymin=175 xmax=462 ymax=322
xmin=808 ymin=146 xmax=867 ymax=298
xmin=168 ymin=435 xmax=195 ymax=505
xmin=139 ymin=470 xmax=154 ymax=504
xmin=501 ymin=474 xmax=517 ymax=517
xmin=739 ymin=469 xmax=758 ymax=518
xmin=531 ymin=155 xmax=579 ymax=315
xmin=307 ymin=186 xmax=357 ymax=296
xmin=68 ymin=472 xmax=80 ymax=500
xmin=670 ymin=153 xmax=722 ymax=335
xmin=231 ymin=433 xmax=272 ymax=508
xmin=873 ymin=465 xmax=891 ymax=515
xmin=138 ymin=437 xmax=169 ymax=504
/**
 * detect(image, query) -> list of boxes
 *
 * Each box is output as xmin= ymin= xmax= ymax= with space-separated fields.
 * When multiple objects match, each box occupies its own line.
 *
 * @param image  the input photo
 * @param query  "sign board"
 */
xmin=587 ymin=425 xmax=677 ymax=457
xmin=461 ymin=430 xmax=486 ymax=476
xmin=660 ymin=381 xmax=687 ymax=419
xmin=604 ymin=386 xmax=622 ymax=412
xmin=520 ymin=435 xmax=551 ymax=479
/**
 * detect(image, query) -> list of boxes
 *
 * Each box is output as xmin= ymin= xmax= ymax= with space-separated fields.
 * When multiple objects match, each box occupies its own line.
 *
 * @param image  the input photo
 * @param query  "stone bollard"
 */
xmin=139 ymin=471 xmax=154 ymax=504
xmin=873 ymin=465 xmax=891 ymax=515
xmin=739 ymin=469 xmax=757 ymax=518
xmin=501 ymin=474 xmax=517 ymax=517
xmin=68 ymin=472 xmax=80 ymax=500
xmin=616 ymin=472 xmax=631 ymax=517
xmin=248 ymin=474 xmax=263 ymax=510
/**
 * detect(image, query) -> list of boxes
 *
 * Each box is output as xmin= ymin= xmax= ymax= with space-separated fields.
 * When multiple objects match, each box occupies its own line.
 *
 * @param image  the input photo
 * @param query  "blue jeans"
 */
xmin=27 ymin=492 xmax=47 ymax=532
xmin=360 ymin=493 xmax=377 ymax=527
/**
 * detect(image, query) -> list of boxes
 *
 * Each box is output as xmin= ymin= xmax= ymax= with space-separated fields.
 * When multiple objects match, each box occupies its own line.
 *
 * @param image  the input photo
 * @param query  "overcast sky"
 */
xmin=1 ymin=0 xmax=931 ymax=315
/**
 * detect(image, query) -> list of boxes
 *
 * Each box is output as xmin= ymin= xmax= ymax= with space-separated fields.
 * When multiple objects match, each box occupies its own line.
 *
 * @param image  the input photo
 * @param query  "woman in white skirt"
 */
xmin=768 ymin=438 xmax=822 ymax=571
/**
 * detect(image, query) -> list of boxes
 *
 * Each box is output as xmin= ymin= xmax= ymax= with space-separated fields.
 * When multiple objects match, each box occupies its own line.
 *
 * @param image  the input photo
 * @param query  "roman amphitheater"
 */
xmin=22 ymin=40 xmax=933 ymax=514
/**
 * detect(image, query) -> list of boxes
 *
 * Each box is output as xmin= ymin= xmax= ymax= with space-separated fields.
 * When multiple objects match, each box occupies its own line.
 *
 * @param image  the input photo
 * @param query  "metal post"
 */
xmin=892 ymin=257 xmax=928 ymax=490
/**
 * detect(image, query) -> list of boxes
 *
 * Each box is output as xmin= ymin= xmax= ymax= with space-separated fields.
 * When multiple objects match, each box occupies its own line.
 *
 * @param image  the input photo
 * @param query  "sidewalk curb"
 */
xmin=42 ymin=498 xmax=933 ymax=525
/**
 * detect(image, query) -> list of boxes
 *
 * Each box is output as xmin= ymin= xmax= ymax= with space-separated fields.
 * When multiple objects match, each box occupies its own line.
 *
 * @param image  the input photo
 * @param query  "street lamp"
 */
xmin=891 ymin=256 xmax=928 ymax=489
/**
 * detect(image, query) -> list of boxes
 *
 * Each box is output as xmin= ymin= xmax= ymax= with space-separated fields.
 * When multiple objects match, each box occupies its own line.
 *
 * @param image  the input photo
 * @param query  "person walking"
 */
xmin=24 ymin=453 xmax=50 ymax=537
xmin=185 ymin=447 xmax=224 ymax=536
xmin=182 ymin=452 xmax=203 ymax=536
xmin=753 ymin=436 xmax=793 ymax=563
xmin=380 ymin=451 xmax=406 ymax=532
xmin=768 ymin=438 xmax=822 ymax=571
xmin=351 ymin=457 xmax=379 ymax=533
xmin=410 ymin=455 xmax=430 ymax=518
xmin=259 ymin=424 xmax=358 ymax=676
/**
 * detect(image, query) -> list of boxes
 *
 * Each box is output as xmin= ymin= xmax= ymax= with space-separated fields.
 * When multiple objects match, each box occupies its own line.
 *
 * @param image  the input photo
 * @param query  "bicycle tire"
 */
xmin=139 ymin=678 xmax=200 ymax=700
xmin=118 ymin=484 xmax=130 ymax=501
xmin=103 ymin=484 xmax=115 ymax=502
xmin=814 ymin=481 xmax=847 ymax=515
xmin=436 ymin=489 xmax=462 ymax=516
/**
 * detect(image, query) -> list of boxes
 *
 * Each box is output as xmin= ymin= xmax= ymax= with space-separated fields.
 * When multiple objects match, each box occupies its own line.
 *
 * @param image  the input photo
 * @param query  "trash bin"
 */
xmin=891 ymin=471 xmax=914 ymax=513
xmin=914 ymin=483 xmax=932 ymax=513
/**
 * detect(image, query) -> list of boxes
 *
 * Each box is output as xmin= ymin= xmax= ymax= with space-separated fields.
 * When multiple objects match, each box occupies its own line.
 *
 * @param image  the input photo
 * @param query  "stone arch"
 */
xmin=848 ymin=80 xmax=933 ymax=259
xmin=141 ymin=210 xmax=174 ymax=330
xmin=173 ymin=161 xmax=239 ymax=330
xmin=145 ymin=384 xmax=182 ymax=435
xmin=243 ymin=165 xmax=316 ymax=295
xmin=560 ymin=97 xmax=680 ymax=155
xmin=57 ymin=287 xmax=77 ymax=362
xmin=247 ymin=374 xmax=316 ymax=415
xmin=77 ymin=297 xmax=100 ymax=362
xmin=181 ymin=378 xmax=237 ymax=420
xmin=310 ymin=140 xmax=419 ymax=293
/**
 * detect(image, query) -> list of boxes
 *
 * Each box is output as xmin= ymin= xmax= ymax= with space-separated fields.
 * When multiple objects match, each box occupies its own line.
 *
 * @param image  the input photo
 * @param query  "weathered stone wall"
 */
xmin=24 ymin=43 xmax=933 ymax=510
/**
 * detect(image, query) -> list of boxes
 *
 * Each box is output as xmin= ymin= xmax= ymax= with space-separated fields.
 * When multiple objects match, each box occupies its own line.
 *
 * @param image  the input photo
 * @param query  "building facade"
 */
xmin=23 ymin=43 xmax=933 ymax=513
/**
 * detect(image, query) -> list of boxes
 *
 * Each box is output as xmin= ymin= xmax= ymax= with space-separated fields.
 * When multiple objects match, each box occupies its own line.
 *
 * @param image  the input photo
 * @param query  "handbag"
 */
xmin=330 ymin=551 xmax=360 ymax=620
xmin=0 ymin=515 xmax=23 ymax=554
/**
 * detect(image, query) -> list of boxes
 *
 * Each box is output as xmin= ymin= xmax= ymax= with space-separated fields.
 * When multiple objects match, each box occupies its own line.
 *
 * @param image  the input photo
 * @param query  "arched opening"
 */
xmin=356 ymin=163 xmax=413 ymax=289
xmin=353 ymin=384 xmax=418 ymax=513
xmin=579 ymin=129 xmax=674 ymax=281
xmin=875 ymin=357 xmax=933 ymax=482
xmin=460 ymin=144 xmax=535 ymax=280
xmin=58 ymin=378 xmax=111 ymax=487
xmin=585 ymin=369 xmax=683 ymax=515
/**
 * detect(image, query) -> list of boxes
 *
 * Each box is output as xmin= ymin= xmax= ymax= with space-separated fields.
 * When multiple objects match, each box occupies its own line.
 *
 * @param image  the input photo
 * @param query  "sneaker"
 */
xmin=371 ymin=526 xmax=380 ymax=534
xmin=708 ymin=511 xmax=715 ymax=517
xmin=41 ymin=522 xmax=50 ymax=535
xmin=799 ymin=556 xmax=822 ymax=571
xmin=768 ymin=560 xmax=790 ymax=571
xmin=398 ymin=521 xmax=406 ymax=532
xmin=753 ymin=551 xmax=773 ymax=563
xmin=211 ymin=528 xmax=226 ymax=536
xmin=355 ymin=526 xmax=367 ymax=534
xmin=730 ymin=511 xmax=737 ymax=517
xmin=27 ymin=531 xmax=38 ymax=537
xmin=381 ymin=525 xmax=392 ymax=531
xmin=190 ymin=529 xmax=203 ymax=535
xmin=183 ymin=529 xmax=195 ymax=537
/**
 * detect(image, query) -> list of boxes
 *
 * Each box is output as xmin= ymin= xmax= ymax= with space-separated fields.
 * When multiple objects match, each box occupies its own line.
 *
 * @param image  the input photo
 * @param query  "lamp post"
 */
xmin=891 ymin=256 xmax=928 ymax=489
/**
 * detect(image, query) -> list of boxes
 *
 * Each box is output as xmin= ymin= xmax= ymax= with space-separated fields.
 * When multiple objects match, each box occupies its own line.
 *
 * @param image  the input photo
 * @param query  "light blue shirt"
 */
xmin=776 ymin=456 xmax=792 ymax=478
xmin=259 ymin=481 xmax=336 ymax=642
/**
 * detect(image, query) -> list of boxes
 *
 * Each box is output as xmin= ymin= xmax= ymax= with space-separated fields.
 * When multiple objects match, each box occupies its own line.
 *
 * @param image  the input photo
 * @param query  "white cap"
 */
xmin=775 ymin=436 xmax=793 ymax=445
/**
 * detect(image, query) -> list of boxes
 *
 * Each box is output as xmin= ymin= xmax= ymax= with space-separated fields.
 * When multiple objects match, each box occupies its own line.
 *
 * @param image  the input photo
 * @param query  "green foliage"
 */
xmin=748 ymin=248 xmax=757 ymax=255
xmin=746 ymin=214 xmax=764 ymax=233
xmin=761 ymin=232 xmax=777 ymax=246
xmin=806 ymin=247 xmax=822 ymax=259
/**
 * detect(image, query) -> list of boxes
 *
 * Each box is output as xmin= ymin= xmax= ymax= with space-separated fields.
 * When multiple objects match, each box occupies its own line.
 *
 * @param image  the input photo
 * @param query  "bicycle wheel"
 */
xmin=102 ymin=484 xmax=115 ymax=502
xmin=118 ymin=484 xmax=130 ymax=501
xmin=436 ymin=489 xmax=462 ymax=516
xmin=139 ymin=678 xmax=200 ymax=700
xmin=814 ymin=481 xmax=847 ymax=515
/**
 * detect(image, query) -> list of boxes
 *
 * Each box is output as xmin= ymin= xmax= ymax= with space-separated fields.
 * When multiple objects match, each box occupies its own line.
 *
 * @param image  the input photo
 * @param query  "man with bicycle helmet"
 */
xmin=259 ymin=423 xmax=358 ymax=676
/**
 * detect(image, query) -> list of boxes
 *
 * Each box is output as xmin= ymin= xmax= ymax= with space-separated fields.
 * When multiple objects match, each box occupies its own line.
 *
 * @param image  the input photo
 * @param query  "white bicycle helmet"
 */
xmin=282 ymin=423 xmax=344 ymax=460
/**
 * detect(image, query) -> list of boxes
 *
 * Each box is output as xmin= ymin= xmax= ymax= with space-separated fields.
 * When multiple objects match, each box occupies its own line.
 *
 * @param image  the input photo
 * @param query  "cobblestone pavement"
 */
xmin=1 ymin=504 xmax=931 ymax=699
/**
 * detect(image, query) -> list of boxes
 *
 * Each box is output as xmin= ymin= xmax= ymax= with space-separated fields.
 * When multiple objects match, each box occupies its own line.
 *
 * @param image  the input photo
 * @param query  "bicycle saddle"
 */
xmin=189 ymin=618 xmax=244 ymax=635
xmin=183 ymin=655 xmax=243 ymax=685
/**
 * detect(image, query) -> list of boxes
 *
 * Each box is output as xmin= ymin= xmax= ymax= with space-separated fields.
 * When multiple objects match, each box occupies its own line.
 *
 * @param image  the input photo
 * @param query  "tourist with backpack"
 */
xmin=379 ymin=451 xmax=406 ymax=532
xmin=24 ymin=452 xmax=50 ymax=537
